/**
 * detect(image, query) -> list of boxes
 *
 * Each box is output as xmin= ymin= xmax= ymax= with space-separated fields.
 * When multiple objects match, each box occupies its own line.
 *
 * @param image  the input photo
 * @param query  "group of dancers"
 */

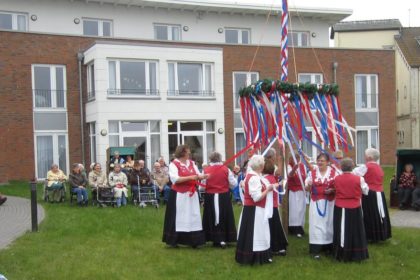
xmin=162 ymin=144 xmax=392 ymax=265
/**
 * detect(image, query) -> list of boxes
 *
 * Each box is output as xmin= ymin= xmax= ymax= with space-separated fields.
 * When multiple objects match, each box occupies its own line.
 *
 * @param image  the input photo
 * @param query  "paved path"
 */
xmin=0 ymin=196 xmax=45 ymax=250
xmin=390 ymin=209 xmax=420 ymax=228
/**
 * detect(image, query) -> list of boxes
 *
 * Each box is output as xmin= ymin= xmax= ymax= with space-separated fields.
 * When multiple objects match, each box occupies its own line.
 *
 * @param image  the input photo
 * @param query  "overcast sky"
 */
xmin=196 ymin=0 xmax=420 ymax=27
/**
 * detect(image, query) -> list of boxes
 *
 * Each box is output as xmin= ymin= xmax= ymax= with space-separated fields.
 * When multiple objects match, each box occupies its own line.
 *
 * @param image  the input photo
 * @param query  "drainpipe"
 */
xmin=77 ymin=52 xmax=85 ymax=166
xmin=332 ymin=62 xmax=338 ymax=83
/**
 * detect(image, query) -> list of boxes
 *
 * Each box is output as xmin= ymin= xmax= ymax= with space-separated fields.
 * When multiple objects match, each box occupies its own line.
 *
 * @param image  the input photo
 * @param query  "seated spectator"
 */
xmin=109 ymin=163 xmax=128 ymax=207
xmin=158 ymin=156 xmax=169 ymax=174
xmin=124 ymin=155 xmax=135 ymax=173
xmin=129 ymin=161 xmax=144 ymax=205
xmin=68 ymin=163 xmax=89 ymax=207
xmin=88 ymin=163 xmax=108 ymax=201
xmin=110 ymin=151 xmax=125 ymax=169
xmin=0 ymin=193 xmax=7 ymax=206
xmin=151 ymin=161 xmax=170 ymax=204
xmin=46 ymin=163 xmax=67 ymax=202
xmin=398 ymin=163 xmax=417 ymax=210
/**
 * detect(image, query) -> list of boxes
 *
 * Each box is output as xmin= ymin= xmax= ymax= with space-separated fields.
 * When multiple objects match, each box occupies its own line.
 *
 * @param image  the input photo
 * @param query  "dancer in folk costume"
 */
xmin=287 ymin=153 xmax=307 ymax=237
xmin=162 ymin=145 xmax=208 ymax=248
xmin=236 ymin=155 xmax=275 ymax=265
xmin=262 ymin=160 xmax=288 ymax=256
xmin=333 ymin=158 xmax=369 ymax=262
xmin=305 ymin=153 xmax=337 ymax=259
xmin=353 ymin=148 xmax=392 ymax=242
xmin=202 ymin=152 xmax=238 ymax=248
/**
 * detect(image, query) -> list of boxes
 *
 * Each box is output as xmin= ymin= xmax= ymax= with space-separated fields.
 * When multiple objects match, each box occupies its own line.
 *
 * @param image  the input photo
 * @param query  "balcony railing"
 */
xmin=107 ymin=89 xmax=160 ymax=96
xmin=167 ymin=90 xmax=215 ymax=97
xmin=33 ymin=89 xmax=66 ymax=108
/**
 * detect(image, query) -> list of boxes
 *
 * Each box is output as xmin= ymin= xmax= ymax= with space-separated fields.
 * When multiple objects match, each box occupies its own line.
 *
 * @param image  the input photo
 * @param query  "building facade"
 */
xmin=0 ymin=0 xmax=396 ymax=182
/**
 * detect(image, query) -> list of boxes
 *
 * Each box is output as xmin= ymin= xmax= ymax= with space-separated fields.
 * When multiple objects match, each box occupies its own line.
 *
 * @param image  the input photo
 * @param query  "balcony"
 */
xmin=167 ymin=90 xmax=215 ymax=99
xmin=107 ymin=89 xmax=160 ymax=99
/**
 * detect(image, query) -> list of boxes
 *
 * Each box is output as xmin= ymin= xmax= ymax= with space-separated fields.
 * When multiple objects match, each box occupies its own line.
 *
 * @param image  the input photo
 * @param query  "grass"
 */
xmin=0 ymin=167 xmax=419 ymax=280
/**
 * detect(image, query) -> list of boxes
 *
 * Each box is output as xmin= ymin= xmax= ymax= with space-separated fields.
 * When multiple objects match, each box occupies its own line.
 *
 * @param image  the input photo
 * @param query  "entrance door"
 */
xmin=182 ymin=133 xmax=204 ymax=168
xmin=123 ymin=136 xmax=147 ymax=164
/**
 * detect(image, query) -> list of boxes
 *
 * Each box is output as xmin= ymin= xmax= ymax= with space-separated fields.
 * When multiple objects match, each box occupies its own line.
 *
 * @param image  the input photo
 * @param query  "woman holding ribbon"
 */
xmin=353 ymin=148 xmax=392 ymax=242
xmin=305 ymin=153 xmax=337 ymax=259
xmin=202 ymin=151 xmax=237 ymax=248
xmin=236 ymin=155 xmax=275 ymax=265
xmin=162 ymin=144 xmax=208 ymax=248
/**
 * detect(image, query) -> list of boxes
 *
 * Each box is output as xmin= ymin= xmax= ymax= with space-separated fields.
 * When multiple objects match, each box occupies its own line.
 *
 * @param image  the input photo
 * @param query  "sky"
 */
xmin=193 ymin=0 xmax=420 ymax=27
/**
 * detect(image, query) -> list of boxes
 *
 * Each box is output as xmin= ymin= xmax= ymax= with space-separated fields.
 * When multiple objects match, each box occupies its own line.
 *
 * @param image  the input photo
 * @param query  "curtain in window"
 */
xmin=356 ymin=131 xmax=368 ymax=164
xmin=58 ymin=135 xmax=67 ymax=173
xmin=36 ymin=136 xmax=53 ymax=179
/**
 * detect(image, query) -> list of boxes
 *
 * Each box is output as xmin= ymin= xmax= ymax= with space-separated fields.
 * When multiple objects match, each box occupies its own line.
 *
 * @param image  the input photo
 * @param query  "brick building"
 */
xmin=0 ymin=0 xmax=395 ymax=182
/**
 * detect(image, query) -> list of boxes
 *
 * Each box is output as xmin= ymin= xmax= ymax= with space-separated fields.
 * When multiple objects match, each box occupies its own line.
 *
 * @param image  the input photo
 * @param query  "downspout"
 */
xmin=332 ymin=62 xmax=338 ymax=83
xmin=77 ymin=52 xmax=85 ymax=166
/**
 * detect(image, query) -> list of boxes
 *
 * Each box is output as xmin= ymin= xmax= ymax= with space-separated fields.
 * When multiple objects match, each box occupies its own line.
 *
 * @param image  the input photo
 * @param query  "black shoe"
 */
xmin=78 ymin=202 xmax=83 ymax=207
xmin=279 ymin=250 xmax=287 ymax=256
xmin=0 ymin=196 xmax=7 ymax=206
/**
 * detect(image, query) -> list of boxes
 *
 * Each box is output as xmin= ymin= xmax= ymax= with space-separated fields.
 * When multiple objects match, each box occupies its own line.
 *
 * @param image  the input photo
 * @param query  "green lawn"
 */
xmin=0 ymin=168 xmax=419 ymax=280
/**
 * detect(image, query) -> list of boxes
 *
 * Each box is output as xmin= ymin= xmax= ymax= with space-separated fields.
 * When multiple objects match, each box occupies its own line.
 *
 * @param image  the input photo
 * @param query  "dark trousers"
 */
xmin=398 ymin=188 xmax=413 ymax=206
xmin=412 ymin=188 xmax=420 ymax=207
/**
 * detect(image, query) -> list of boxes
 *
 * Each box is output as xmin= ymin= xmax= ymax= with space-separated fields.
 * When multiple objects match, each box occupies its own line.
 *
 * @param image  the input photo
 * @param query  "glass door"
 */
xmin=182 ymin=133 xmax=204 ymax=169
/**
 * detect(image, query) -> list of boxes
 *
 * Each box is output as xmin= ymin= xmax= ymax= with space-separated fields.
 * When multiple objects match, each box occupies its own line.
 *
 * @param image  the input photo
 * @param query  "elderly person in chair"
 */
xmin=46 ymin=163 xmax=67 ymax=202
xmin=68 ymin=163 xmax=89 ymax=206
xmin=109 ymin=163 xmax=128 ymax=207
xmin=151 ymin=161 xmax=170 ymax=204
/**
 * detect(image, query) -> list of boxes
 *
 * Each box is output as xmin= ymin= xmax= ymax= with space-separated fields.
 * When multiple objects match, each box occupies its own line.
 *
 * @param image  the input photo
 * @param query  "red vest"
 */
xmin=310 ymin=168 xmax=336 ymax=201
xmin=264 ymin=174 xmax=279 ymax=208
xmin=287 ymin=163 xmax=306 ymax=192
xmin=203 ymin=165 xmax=230 ymax=194
xmin=243 ymin=173 xmax=267 ymax=208
xmin=335 ymin=173 xmax=362 ymax=208
xmin=363 ymin=162 xmax=384 ymax=192
xmin=171 ymin=160 xmax=198 ymax=193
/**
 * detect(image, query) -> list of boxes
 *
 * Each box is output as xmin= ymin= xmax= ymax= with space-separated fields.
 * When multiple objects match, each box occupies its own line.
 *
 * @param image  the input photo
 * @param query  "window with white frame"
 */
xmin=87 ymin=63 xmax=95 ymax=100
xmin=0 ymin=11 xmax=27 ymax=31
xmin=233 ymin=72 xmax=258 ymax=165
xmin=154 ymin=24 xmax=181 ymax=41
xmin=35 ymin=134 xmax=68 ymax=179
xmin=108 ymin=60 xmax=158 ymax=96
xmin=89 ymin=122 xmax=96 ymax=163
xmin=168 ymin=120 xmax=215 ymax=168
xmin=233 ymin=72 xmax=259 ymax=110
xmin=301 ymin=128 xmax=323 ymax=162
xmin=32 ymin=65 xmax=66 ymax=109
xmin=355 ymin=74 xmax=378 ymax=110
xmin=298 ymin=73 xmax=323 ymax=84
xmin=108 ymin=120 xmax=161 ymax=168
xmin=168 ymin=62 xmax=213 ymax=97
xmin=356 ymin=128 xmax=379 ymax=164
xmin=83 ymin=18 xmax=112 ymax=37
xmin=225 ymin=28 xmax=250 ymax=44
xmin=289 ymin=31 xmax=310 ymax=47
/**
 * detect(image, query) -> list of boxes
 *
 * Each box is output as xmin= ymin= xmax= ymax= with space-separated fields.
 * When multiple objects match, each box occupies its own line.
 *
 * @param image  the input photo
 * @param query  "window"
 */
xmin=108 ymin=60 xmax=159 ymax=96
xmin=32 ymin=65 xmax=66 ymax=109
xmin=35 ymin=134 xmax=68 ymax=179
xmin=356 ymin=128 xmax=379 ymax=164
xmin=355 ymin=74 xmax=378 ymax=110
xmin=0 ymin=11 xmax=27 ymax=31
xmin=233 ymin=72 xmax=258 ymax=110
xmin=83 ymin=18 xmax=112 ymax=37
xmin=89 ymin=123 xmax=96 ymax=163
xmin=168 ymin=62 xmax=213 ymax=97
xmin=108 ymin=120 xmax=161 ymax=168
xmin=154 ymin=24 xmax=181 ymax=41
xmin=298 ymin=73 xmax=323 ymax=84
xmin=301 ymin=128 xmax=323 ymax=162
xmin=289 ymin=31 xmax=310 ymax=47
xmin=87 ymin=63 xmax=95 ymax=100
xmin=225 ymin=28 xmax=250 ymax=44
xmin=168 ymin=120 xmax=215 ymax=168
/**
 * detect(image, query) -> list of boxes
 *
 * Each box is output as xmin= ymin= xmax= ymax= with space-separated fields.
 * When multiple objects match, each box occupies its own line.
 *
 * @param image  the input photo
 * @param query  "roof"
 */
xmin=71 ymin=0 xmax=352 ymax=22
xmin=395 ymin=27 xmax=420 ymax=67
xmin=331 ymin=19 xmax=402 ymax=39
xmin=333 ymin=19 xmax=402 ymax=32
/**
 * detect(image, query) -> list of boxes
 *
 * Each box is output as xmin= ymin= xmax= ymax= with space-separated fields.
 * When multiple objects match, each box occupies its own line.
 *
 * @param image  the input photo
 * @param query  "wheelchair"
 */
xmin=43 ymin=179 xmax=66 ymax=203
